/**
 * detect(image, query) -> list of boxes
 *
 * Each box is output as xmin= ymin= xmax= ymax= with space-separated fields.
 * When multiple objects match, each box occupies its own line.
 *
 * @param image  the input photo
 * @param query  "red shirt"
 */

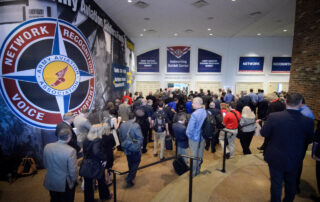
xmin=122 ymin=95 xmax=133 ymax=105
xmin=223 ymin=110 xmax=241 ymax=129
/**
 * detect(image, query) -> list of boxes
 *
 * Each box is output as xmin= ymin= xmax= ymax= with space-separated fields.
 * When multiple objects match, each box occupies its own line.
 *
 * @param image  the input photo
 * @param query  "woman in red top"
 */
xmin=219 ymin=102 xmax=241 ymax=159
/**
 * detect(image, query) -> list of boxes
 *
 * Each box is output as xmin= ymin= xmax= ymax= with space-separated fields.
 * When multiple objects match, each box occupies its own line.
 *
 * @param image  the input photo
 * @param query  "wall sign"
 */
xmin=239 ymin=56 xmax=264 ymax=72
xmin=198 ymin=48 xmax=222 ymax=73
xmin=137 ymin=49 xmax=159 ymax=72
xmin=271 ymin=57 xmax=291 ymax=73
xmin=167 ymin=46 xmax=190 ymax=73
xmin=112 ymin=63 xmax=128 ymax=90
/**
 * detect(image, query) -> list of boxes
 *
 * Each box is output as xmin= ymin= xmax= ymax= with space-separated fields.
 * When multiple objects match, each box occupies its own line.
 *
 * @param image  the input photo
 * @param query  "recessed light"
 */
xmin=283 ymin=29 xmax=287 ymax=32
xmin=174 ymin=33 xmax=178 ymax=36
xmin=257 ymin=33 xmax=261 ymax=36
xmin=143 ymin=28 xmax=146 ymax=32
xmin=140 ymin=33 xmax=143 ymax=37
xmin=128 ymin=0 xmax=132 ymax=3
xmin=232 ymin=0 xmax=236 ymax=2
xmin=209 ymin=33 xmax=213 ymax=36
xmin=208 ymin=28 xmax=212 ymax=31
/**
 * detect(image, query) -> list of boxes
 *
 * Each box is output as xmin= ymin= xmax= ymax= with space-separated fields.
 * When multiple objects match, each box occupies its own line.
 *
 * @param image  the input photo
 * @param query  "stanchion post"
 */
xmin=113 ymin=171 xmax=117 ymax=202
xmin=189 ymin=158 xmax=193 ymax=202
xmin=222 ymin=131 xmax=227 ymax=173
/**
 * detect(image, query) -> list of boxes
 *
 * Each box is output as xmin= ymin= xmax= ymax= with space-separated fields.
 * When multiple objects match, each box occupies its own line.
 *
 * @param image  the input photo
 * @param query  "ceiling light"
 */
xmin=232 ymin=0 xmax=236 ymax=1
xmin=283 ymin=29 xmax=287 ymax=32
xmin=257 ymin=33 xmax=261 ymax=36
xmin=140 ymin=33 xmax=143 ymax=37
xmin=128 ymin=0 xmax=132 ymax=3
xmin=209 ymin=33 xmax=213 ymax=36
xmin=174 ymin=33 xmax=178 ymax=36
xmin=143 ymin=28 xmax=146 ymax=32
xmin=208 ymin=28 xmax=212 ymax=31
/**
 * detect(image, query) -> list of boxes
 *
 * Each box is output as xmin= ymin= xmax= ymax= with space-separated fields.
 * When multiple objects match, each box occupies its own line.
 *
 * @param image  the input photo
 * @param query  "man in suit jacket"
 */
xmin=43 ymin=128 xmax=78 ymax=202
xmin=73 ymin=108 xmax=91 ymax=148
xmin=118 ymin=98 xmax=131 ymax=122
xmin=261 ymin=93 xmax=314 ymax=202
xmin=56 ymin=112 xmax=81 ymax=155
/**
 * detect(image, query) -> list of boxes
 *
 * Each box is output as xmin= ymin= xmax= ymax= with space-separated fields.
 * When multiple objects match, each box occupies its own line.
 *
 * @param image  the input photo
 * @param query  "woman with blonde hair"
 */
xmin=239 ymin=106 xmax=256 ymax=154
xmin=81 ymin=124 xmax=112 ymax=201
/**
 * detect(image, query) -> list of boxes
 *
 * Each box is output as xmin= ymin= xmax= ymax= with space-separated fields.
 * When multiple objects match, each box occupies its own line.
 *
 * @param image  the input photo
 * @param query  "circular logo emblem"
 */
xmin=0 ymin=18 xmax=95 ymax=129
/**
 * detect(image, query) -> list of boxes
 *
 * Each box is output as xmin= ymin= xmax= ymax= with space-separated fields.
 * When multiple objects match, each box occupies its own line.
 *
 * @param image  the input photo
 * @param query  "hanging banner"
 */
xmin=198 ymin=48 xmax=222 ymax=72
xmin=167 ymin=46 xmax=190 ymax=73
xmin=239 ymin=57 xmax=264 ymax=72
xmin=271 ymin=57 xmax=291 ymax=73
xmin=137 ymin=49 xmax=159 ymax=72
xmin=112 ymin=64 xmax=128 ymax=90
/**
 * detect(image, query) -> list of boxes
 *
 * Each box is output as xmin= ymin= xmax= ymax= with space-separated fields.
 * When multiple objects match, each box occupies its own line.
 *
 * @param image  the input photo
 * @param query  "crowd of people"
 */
xmin=42 ymin=87 xmax=319 ymax=202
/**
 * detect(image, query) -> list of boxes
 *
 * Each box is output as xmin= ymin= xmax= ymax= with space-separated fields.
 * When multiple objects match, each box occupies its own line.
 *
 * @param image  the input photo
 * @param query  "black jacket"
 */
xmin=261 ymin=109 xmax=314 ymax=172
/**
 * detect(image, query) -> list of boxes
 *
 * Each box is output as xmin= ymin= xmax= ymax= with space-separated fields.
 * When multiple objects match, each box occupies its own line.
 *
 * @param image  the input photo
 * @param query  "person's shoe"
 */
xmin=160 ymin=157 xmax=165 ymax=161
xmin=225 ymin=153 xmax=230 ymax=159
xmin=125 ymin=181 xmax=134 ymax=188
xmin=257 ymin=146 xmax=264 ymax=151
xmin=101 ymin=194 xmax=112 ymax=201
xmin=153 ymin=154 xmax=158 ymax=157
xmin=149 ymin=139 xmax=153 ymax=142
xmin=142 ymin=149 xmax=147 ymax=153
xmin=205 ymin=145 xmax=209 ymax=151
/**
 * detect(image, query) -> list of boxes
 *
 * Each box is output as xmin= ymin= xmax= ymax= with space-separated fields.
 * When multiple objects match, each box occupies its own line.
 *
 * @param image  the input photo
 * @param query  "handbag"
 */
xmin=165 ymin=135 xmax=173 ymax=150
xmin=79 ymin=158 xmax=104 ymax=179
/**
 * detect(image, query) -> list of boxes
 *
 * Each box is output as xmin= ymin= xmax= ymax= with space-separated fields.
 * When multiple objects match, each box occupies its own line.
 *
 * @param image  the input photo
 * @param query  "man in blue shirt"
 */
xmin=224 ymin=89 xmax=234 ymax=104
xmin=300 ymin=98 xmax=315 ymax=120
xmin=185 ymin=96 xmax=193 ymax=114
xmin=249 ymin=89 xmax=258 ymax=104
xmin=186 ymin=97 xmax=207 ymax=176
xmin=168 ymin=98 xmax=178 ymax=113
xmin=257 ymin=89 xmax=264 ymax=103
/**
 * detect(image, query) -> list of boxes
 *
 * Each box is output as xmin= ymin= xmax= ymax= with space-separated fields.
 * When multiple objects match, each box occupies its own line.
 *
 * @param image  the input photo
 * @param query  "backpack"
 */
xmin=215 ymin=112 xmax=224 ymax=129
xmin=154 ymin=110 xmax=166 ymax=132
xmin=201 ymin=110 xmax=216 ymax=139
xmin=17 ymin=157 xmax=37 ymax=176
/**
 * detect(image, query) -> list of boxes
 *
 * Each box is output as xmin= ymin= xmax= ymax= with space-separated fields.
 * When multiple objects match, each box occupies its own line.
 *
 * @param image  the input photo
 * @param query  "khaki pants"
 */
xmin=154 ymin=131 xmax=166 ymax=159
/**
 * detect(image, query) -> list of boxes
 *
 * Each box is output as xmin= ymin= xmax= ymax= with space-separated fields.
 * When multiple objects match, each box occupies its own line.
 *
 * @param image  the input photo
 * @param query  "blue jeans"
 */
xmin=269 ymin=166 xmax=297 ymax=202
xmin=126 ymin=152 xmax=141 ymax=183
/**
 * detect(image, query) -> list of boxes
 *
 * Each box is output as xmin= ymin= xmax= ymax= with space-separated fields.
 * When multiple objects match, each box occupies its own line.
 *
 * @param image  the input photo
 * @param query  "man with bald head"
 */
xmin=186 ymin=97 xmax=207 ymax=176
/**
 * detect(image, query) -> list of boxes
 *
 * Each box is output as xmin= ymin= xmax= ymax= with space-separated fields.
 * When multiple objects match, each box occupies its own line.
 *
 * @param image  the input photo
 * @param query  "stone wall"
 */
xmin=289 ymin=0 xmax=320 ymax=120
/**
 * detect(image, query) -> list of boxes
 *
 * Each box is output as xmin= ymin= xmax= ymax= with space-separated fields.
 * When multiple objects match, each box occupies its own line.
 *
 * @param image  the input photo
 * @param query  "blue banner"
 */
xmin=167 ymin=46 xmax=190 ymax=73
xmin=271 ymin=57 xmax=291 ymax=73
xmin=239 ymin=57 xmax=264 ymax=72
xmin=112 ymin=64 xmax=128 ymax=90
xmin=198 ymin=49 xmax=222 ymax=72
xmin=137 ymin=49 xmax=159 ymax=72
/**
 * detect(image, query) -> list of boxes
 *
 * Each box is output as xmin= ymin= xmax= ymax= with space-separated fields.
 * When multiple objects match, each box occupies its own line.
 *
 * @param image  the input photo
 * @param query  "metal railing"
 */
xmin=110 ymin=154 xmax=201 ymax=202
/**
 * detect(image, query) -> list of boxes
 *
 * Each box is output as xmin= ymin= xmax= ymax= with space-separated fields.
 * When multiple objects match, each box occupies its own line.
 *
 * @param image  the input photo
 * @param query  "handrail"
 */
xmin=110 ymin=154 xmax=202 ymax=202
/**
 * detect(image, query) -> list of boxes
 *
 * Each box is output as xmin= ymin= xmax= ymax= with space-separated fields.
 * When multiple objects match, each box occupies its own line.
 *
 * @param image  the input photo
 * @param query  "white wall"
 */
xmin=132 ymin=37 xmax=292 ymax=93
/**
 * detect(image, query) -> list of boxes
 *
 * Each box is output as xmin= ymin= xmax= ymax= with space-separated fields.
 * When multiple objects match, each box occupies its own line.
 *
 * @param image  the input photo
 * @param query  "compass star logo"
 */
xmin=0 ymin=18 xmax=95 ymax=129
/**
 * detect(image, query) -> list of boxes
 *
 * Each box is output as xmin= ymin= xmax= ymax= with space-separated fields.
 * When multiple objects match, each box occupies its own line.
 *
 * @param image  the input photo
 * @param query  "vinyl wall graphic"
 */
xmin=0 ymin=0 xmax=133 ymax=167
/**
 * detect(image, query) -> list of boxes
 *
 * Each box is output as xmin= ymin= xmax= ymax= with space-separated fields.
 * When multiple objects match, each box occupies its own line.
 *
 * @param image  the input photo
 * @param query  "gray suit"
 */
xmin=74 ymin=113 xmax=91 ymax=145
xmin=118 ymin=103 xmax=131 ymax=122
xmin=43 ymin=141 xmax=78 ymax=192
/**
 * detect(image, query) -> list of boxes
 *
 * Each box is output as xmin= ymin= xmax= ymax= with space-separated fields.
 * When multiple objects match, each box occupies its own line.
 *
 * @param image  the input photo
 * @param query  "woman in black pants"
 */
xmin=239 ymin=106 xmax=256 ymax=154
xmin=82 ymin=124 xmax=112 ymax=202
